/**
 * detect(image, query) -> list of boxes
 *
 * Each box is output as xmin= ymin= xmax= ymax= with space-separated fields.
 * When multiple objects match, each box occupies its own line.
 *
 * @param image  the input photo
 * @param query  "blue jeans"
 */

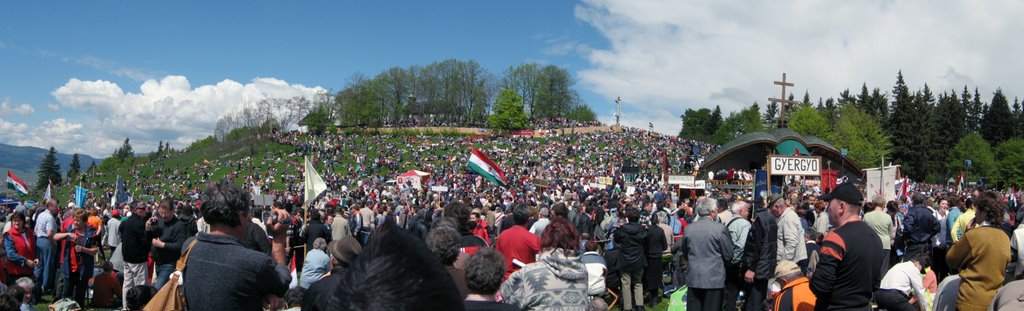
xmin=153 ymin=264 xmax=175 ymax=289
xmin=34 ymin=238 xmax=54 ymax=293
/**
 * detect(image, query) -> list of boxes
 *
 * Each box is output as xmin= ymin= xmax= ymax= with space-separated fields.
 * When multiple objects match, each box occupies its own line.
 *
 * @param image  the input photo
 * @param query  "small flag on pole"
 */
xmin=303 ymin=156 xmax=328 ymax=208
xmin=5 ymin=171 xmax=28 ymax=196
xmin=44 ymin=180 xmax=52 ymax=201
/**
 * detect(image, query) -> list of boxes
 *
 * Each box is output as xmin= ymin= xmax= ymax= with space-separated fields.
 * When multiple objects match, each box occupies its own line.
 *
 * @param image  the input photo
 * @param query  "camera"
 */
xmin=263 ymin=210 xmax=279 ymax=224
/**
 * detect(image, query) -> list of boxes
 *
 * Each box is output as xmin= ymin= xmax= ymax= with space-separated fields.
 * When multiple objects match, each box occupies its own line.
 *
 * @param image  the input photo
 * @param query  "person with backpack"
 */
xmin=725 ymin=200 xmax=752 ymax=310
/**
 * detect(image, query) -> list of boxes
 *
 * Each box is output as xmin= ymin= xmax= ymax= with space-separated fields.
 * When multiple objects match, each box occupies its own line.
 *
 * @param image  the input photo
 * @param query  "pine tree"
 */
xmin=707 ymin=105 xmax=723 ymax=136
xmin=36 ymin=146 xmax=62 ymax=192
xmin=981 ymin=88 xmax=1014 ymax=144
xmin=87 ymin=161 xmax=97 ymax=173
xmin=888 ymin=71 xmax=926 ymax=180
xmin=972 ymin=88 xmax=985 ymax=132
xmin=68 ymin=153 xmax=81 ymax=181
xmin=802 ymin=91 xmax=812 ymax=108
xmin=856 ymin=84 xmax=871 ymax=112
xmin=838 ymin=89 xmax=856 ymax=107
xmin=763 ymin=101 xmax=779 ymax=128
xmin=961 ymin=86 xmax=975 ymax=132
xmin=116 ymin=138 xmax=134 ymax=162
xmin=870 ymin=87 xmax=889 ymax=120
xmin=1013 ymin=98 xmax=1023 ymax=138
xmin=933 ymin=91 xmax=966 ymax=177
xmin=157 ymin=141 xmax=164 ymax=155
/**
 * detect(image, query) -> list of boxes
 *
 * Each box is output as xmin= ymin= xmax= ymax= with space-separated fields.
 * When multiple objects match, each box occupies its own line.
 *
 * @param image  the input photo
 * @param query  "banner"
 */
xmin=768 ymin=155 xmax=821 ymax=176
xmin=863 ymin=165 xmax=900 ymax=203
xmin=754 ymin=169 xmax=768 ymax=209
xmin=820 ymin=169 xmax=838 ymax=193
xmin=668 ymin=175 xmax=695 ymax=185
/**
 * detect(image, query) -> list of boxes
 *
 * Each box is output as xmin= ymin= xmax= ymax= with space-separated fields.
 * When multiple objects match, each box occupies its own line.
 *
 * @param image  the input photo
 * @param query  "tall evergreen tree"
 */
xmin=971 ymin=88 xmax=985 ymax=132
xmin=888 ymin=71 xmax=931 ymax=180
xmin=838 ymin=89 xmax=856 ymax=107
xmin=1013 ymin=98 xmax=1023 ymax=138
xmin=961 ymin=86 xmax=975 ymax=132
xmin=707 ymin=105 xmax=723 ymax=135
xmin=36 ymin=146 xmax=62 ymax=192
xmin=763 ymin=101 xmax=779 ymax=128
xmin=932 ymin=92 xmax=967 ymax=177
xmin=856 ymin=84 xmax=871 ymax=112
xmin=87 ymin=161 xmax=97 ymax=173
xmin=802 ymin=91 xmax=812 ymax=108
xmin=68 ymin=153 xmax=81 ymax=181
xmin=981 ymin=88 xmax=1015 ymax=144
xmin=869 ymin=87 xmax=889 ymax=120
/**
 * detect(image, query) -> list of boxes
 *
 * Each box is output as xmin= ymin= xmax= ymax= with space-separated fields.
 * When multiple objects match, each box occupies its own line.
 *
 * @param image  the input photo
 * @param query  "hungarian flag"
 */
xmin=6 ymin=171 xmax=28 ymax=196
xmin=467 ymin=148 xmax=507 ymax=187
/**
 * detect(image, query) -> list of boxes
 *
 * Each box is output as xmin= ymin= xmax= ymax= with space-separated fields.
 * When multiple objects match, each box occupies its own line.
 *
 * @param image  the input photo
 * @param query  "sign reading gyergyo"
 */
xmin=769 ymin=155 xmax=821 ymax=176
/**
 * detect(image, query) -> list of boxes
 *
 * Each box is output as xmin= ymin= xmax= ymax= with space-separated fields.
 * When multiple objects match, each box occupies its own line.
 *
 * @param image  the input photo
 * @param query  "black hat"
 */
xmin=818 ymin=182 xmax=863 ymax=206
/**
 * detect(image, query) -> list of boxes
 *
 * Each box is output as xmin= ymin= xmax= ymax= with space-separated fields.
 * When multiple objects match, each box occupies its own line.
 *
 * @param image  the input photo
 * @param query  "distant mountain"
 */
xmin=0 ymin=143 xmax=100 ymax=187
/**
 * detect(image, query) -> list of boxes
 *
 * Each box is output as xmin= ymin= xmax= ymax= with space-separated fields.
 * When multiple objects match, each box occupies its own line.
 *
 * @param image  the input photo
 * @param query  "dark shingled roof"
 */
xmin=701 ymin=128 xmax=862 ymax=177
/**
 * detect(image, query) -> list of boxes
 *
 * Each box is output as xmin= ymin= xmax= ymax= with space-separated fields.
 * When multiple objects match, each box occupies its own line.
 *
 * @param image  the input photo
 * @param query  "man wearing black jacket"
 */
xmin=119 ymin=202 xmax=151 ymax=307
xmin=742 ymin=194 xmax=779 ymax=311
xmin=303 ymin=210 xmax=331 ymax=254
xmin=614 ymin=207 xmax=648 ymax=311
xmin=902 ymin=194 xmax=940 ymax=260
xmin=148 ymin=199 xmax=190 ymax=289
xmin=643 ymin=213 xmax=668 ymax=307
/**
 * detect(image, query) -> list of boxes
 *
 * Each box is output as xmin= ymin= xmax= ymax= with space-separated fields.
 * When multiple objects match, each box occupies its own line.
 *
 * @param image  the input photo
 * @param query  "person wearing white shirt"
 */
xmin=875 ymin=254 xmax=930 ymax=311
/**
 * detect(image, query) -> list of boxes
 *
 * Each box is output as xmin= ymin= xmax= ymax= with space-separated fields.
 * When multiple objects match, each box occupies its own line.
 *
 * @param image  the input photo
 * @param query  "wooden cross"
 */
xmin=768 ymin=73 xmax=801 ymax=128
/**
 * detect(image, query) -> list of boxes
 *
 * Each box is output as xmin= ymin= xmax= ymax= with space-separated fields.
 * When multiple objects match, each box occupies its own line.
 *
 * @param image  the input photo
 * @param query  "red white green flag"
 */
xmin=6 ymin=171 xmax=28 ymax=196
xmin=467 ymin=148 xmax=507 ymax=187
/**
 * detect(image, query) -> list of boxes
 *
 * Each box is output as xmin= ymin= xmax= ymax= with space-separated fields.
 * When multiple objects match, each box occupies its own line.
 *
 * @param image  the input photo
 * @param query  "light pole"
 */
xmin=965 ymin=159 xmax=972 ymax=191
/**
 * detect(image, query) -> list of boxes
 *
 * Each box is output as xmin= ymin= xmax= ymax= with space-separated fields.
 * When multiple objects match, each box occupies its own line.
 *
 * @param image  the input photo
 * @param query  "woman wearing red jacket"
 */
xmin=4 ymin=211 xmax=37 ymax=285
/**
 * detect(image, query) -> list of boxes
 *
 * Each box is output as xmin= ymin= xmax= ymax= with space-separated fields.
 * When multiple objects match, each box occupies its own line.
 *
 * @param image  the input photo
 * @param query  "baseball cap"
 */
xmin=774 ymin=260 xmax=802 ymax=279
xmin=818 ymin=182 xmax=863 ymax=206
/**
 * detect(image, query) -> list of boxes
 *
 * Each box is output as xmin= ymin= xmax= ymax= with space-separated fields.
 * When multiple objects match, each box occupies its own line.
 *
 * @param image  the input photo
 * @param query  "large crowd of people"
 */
xmin=3 ymin=123 xmax=1024 ymax=311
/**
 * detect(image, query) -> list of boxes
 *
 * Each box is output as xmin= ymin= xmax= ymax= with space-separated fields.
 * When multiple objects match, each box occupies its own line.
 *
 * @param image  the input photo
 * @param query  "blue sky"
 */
xmin=2 ymin=1 xmax=1023 ymax=157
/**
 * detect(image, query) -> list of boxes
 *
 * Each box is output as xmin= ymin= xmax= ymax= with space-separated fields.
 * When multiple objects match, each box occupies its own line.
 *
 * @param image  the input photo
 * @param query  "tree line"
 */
xmin=679 ymin=71 xmax=1024 ymax=187
xmin=305 ymin=59 xmax=596 ymax=131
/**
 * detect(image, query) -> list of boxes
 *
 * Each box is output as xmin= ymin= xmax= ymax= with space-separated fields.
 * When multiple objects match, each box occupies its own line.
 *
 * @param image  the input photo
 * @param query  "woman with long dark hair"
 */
xmin=500 ymin=218 xmax=589 ymax=310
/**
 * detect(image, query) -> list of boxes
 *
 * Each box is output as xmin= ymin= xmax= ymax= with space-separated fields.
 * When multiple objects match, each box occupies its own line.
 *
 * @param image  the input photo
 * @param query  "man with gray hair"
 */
xmin=724 ymin=200 xmax=751 ymax=310
xmin=299 ymin=238 xmax=330 ymax=289
xmin=679 ymin=197 xmax=733 ymax=311
xmin=529 ymin=207 xmax=550 ymax=237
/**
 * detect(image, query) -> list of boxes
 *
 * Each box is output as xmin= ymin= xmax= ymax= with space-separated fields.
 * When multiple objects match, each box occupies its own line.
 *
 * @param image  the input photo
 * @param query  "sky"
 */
xmin=2 ymin=0 xmax=1023 ymax=158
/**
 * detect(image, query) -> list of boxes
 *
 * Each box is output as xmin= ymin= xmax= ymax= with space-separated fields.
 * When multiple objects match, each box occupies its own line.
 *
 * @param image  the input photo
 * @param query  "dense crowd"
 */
xmin=6 ymin=122 xmax=1024 ymax=311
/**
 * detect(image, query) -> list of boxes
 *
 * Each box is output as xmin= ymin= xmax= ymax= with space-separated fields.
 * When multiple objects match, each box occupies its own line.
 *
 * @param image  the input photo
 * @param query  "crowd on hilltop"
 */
xmin=379 ymin=116 xmax=603 ymax=130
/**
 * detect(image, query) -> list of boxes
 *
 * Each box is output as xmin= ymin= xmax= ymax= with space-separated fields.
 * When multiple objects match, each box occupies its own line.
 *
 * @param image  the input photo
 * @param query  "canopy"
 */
xmin=399 ymin=170 xmax=431 ymax=178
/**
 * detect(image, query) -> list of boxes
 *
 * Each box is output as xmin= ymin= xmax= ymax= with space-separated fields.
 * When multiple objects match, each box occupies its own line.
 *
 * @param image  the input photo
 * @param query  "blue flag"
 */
xmin=115 ymin=176 xmax=131 ymax=206
xmin=75 ymin=186 xmax=88 ymax=208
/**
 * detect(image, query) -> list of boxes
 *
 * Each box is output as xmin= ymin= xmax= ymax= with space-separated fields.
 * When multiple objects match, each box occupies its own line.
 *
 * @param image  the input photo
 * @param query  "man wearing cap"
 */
xmin=105 ymin=208 xmax=121 ymax=257
xmin=771 ymin=260 xmax=815 ymax=311
xmin=809 ymin=183 xmax=883 ymax=310
xmin=773 ymin=195 xmax=807 ymax=264
xmin=119 ymin=202 xmax=151 ymax=307
xmin=742 ymin=194 xmax=779 ymax=311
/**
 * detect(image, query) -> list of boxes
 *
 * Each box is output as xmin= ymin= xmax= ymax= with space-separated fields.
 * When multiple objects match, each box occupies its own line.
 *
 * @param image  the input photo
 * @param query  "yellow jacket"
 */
xmin=950 ymin=209 xmax=975 ymax=244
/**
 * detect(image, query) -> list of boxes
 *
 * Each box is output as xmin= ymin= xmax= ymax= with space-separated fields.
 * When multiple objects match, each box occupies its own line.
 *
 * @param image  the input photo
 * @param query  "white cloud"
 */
xmin=36 ymin=75 xmax=325 ymax=157
xmin=573 ymin=0 xmax=1024 ymax=136
xmin=0 ymin=98 xmax=35 ymax=115
xmin=0 ymin=118 xmax=29 ymax=143
xmin=46 ymin=103 xmax=60 ymax=112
